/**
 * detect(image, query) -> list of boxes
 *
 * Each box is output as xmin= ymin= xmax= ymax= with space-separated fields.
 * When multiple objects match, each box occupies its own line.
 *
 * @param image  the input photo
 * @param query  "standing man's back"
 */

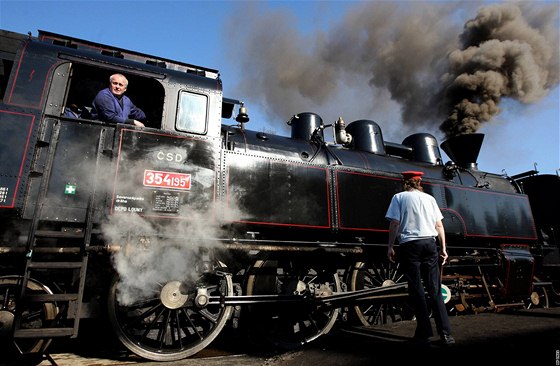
xmin=386 ymin=171 xmax=455 ymax=347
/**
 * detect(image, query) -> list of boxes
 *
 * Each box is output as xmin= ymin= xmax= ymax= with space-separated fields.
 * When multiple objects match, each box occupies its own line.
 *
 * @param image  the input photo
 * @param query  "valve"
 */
xmin=334 ymin=117 xmax=352 ymax=146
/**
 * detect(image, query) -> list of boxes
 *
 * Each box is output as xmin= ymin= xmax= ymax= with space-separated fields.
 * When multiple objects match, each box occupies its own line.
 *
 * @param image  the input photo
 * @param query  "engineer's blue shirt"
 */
xmin=91 ymin=88 xmax=146 ymax=124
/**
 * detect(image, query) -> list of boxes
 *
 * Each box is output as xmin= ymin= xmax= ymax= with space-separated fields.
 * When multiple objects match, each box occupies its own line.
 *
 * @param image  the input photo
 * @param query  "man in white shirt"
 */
xmin=386 ymin=170 xmax=455 ymax=347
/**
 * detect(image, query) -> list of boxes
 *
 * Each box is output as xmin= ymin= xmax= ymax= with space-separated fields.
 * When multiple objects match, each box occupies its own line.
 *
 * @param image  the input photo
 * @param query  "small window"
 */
xmin=176 ymin=91 xmax=207 ymax=134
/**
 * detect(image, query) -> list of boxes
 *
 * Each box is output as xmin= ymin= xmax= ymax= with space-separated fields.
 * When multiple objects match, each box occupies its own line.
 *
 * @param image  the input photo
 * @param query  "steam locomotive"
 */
xmin=0 ymin=29 xmax=558 ymax=362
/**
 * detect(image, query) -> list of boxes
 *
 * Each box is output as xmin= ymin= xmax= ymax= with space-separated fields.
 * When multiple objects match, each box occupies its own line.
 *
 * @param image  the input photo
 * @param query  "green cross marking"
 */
xmin=64 ymin=184 xmax=77 ymax=195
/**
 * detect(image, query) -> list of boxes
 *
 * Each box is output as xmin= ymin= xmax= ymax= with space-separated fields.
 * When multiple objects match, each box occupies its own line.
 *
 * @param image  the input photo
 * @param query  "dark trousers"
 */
xmin=399 ymin=237 xmax=451 ymax=338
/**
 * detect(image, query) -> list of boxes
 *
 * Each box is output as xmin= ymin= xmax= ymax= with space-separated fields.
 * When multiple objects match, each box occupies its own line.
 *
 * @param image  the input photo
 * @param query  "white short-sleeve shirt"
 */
xmin=385 ymin=189 xmax=443 ymax=244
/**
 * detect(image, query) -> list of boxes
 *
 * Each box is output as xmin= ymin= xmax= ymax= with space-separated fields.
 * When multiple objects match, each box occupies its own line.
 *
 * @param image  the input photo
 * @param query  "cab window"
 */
xmin=63 ymin=63 xmax=164 ymax=129
xmin=176 ymin=91 xmax=207 ymax=134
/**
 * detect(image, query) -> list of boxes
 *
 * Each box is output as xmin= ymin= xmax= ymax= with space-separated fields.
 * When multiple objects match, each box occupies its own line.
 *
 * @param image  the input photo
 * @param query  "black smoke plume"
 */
xmin=439 ymin=3 xmax=559 ymax=138
xmin=226 ymin=2 xmax=559 ymax=141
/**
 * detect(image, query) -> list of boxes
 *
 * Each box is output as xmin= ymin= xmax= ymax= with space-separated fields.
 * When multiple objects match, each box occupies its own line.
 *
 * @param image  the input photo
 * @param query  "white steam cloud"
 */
xmin=100 ymin=149 xmax=244 ymax=305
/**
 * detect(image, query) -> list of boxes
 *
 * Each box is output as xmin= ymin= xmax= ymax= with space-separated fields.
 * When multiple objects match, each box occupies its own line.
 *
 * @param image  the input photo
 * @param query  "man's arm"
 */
xmin=125 ymin=96 xmax=146 ymax=121
xmin=387 ymin=219 xmax=399 ymax=263
xmin=435 ymin=219 xmax=448 ymax=265
xmin=129 ymin=104 xmax=146 ymax=121
xmin=126 ymin=99 xmax=146 ymax=127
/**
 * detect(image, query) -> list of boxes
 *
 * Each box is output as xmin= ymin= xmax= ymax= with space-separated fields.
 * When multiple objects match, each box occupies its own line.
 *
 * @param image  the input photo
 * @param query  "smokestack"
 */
xmin=440 ymin=133 xmax=484 ymax=170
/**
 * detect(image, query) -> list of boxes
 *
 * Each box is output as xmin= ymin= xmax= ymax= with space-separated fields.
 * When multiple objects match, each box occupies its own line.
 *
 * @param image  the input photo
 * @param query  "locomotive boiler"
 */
xmin=0 ymin=29 xmax=558 ymax=362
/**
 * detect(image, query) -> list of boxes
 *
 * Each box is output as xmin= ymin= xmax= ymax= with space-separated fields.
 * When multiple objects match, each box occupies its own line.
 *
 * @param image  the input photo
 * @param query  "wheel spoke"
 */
xmin=174 ymin=310 xmax=182 ymax=348
xmin=2 ymin=287 xmax=10 ymax=308
xmin=157 ymin=309 xmax=174 ymax=348
xmin=139 ymin=306 xmax=166 ymax=344
xmin=368 ymin=264 xmax=384 ymax=287
xmin=350 ymin=261 xmax=412 ymax=326
xmin=181 ymin=308 xmax=205 ymax=340
xmin=126 ymin=302 xmax=161 ymax=328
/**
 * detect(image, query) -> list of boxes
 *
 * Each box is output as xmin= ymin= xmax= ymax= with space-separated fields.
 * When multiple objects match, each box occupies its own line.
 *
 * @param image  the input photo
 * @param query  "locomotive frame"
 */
xmin=0 ymin=29 xmax=558 ymax=362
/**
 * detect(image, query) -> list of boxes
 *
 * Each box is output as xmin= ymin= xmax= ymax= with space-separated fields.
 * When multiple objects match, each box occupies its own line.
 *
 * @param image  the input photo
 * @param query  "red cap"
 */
xmin=402 ymin=171 xmax=424 ymax=180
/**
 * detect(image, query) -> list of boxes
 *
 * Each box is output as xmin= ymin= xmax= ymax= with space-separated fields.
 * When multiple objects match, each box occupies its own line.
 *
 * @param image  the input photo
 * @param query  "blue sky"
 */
xmin=1 ymin=0 xmax=558 ymax=176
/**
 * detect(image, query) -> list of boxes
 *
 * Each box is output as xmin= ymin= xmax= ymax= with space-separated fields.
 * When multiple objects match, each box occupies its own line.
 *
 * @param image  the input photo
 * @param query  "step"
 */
xmin=28 ymin=262 xmax=83 ymax=269
xmin=24 ymin=293 xmax=79 ymax=302
xmin=14 ymin=328 xmax=75 ymax=338
xmin=35 ymin=230 xmax=85 ymax=239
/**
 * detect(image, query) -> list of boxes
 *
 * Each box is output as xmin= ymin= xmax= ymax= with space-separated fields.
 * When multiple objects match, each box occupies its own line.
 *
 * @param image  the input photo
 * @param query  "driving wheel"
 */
xmin=0 ymin=276 xmax=57 ymax=356
xmin=107 ymin=262 xmax=233 ymax=362
xmin=245 ymin=258 xmax=341 ymax=349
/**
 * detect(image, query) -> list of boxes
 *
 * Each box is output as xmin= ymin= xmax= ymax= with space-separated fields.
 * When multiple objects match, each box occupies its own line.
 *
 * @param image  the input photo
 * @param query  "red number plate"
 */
xmin=143 ymin=170 xmax=191 ymax=190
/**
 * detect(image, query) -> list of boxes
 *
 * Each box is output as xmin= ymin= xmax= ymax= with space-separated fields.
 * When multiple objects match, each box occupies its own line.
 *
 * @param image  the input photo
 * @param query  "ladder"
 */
xmin=12 ymin=120 xmax=104 ymax=355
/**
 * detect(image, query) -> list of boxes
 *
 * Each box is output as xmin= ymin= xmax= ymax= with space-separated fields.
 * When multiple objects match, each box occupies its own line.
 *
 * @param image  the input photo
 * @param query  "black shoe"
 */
xmin=440 ymin=334 xmax=455 ymax=346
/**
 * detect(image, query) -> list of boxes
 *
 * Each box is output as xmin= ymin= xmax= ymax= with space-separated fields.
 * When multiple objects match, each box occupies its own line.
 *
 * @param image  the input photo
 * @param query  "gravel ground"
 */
xmin=6 ymin=307 xmax=559 ymax=366
xmin=264 ymin=307 xmax=560 ymax=366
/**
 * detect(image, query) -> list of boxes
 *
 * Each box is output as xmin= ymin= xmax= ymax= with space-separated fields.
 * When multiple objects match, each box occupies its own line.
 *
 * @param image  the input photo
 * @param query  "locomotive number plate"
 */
xmin=143 ymin=170 xmax=191 ymax=190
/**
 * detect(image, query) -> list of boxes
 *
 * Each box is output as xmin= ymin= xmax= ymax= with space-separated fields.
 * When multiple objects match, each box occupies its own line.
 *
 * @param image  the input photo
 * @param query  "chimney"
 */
xmin=440 ymin=133 xmax=484 ymax=170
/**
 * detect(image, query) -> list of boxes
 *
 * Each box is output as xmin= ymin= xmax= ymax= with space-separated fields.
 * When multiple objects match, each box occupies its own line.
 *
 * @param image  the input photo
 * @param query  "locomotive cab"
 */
xmin=0 ymin=30 xmax=227 ymax=223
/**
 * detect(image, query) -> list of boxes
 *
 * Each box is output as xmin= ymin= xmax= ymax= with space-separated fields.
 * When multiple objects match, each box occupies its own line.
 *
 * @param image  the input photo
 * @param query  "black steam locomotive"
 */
xmin=0 ymin=29 xmax=558 ymax=362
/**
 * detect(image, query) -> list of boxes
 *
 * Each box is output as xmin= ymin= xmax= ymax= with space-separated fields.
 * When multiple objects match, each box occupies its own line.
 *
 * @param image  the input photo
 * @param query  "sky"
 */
xmin=1 ymin=0 xmax=558 ymax=176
